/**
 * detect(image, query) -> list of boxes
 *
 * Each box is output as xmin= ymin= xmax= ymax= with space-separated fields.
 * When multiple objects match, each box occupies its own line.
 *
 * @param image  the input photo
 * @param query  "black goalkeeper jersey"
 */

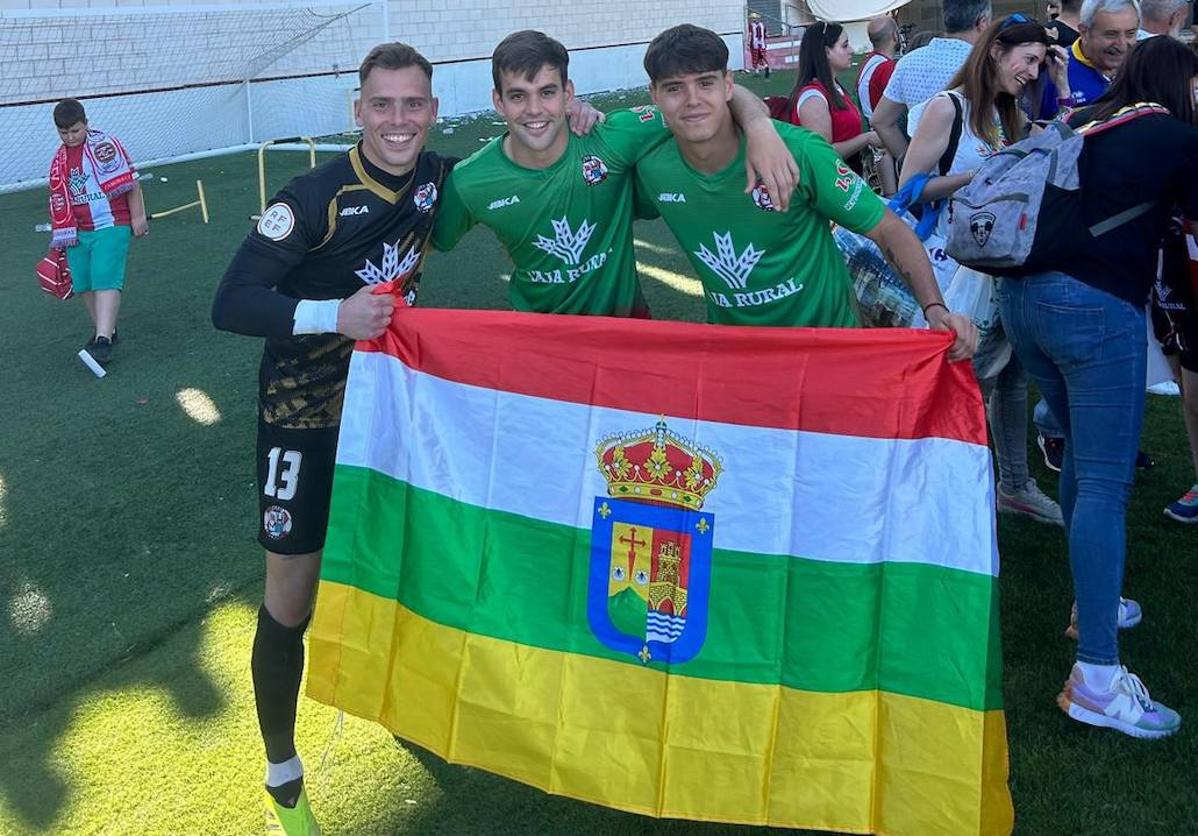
xmin=213 ymin=145 xmax=454 ymax=429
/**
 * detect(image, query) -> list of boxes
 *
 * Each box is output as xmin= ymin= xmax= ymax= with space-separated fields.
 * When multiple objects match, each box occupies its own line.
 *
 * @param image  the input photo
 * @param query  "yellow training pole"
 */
xmin=255 ymin=136 xmax=318 ymax=218
xmin=197 ymin=180 xmax=209 ymax=224
xmin=147 ymin=180 xmax=209 ymax=222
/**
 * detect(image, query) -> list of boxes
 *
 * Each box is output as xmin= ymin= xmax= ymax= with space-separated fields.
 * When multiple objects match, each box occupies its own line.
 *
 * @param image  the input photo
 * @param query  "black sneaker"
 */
xmin=90 ymin=336 xmax=113 ymax=366
xmin=1037 ymin=433 xmax=1063 ymax=473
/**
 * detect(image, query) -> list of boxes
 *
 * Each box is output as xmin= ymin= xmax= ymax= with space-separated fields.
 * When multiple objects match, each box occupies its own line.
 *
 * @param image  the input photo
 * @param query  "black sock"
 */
xmin=265 ymin=777 xmax=304 ymax=808
xmin=251 ymin=604 xmax=310 ymax=767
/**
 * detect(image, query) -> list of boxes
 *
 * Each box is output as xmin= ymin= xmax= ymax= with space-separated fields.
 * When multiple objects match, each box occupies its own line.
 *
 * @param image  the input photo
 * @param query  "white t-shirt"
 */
xmin=856 ymin=53 xmax=889 ymax=120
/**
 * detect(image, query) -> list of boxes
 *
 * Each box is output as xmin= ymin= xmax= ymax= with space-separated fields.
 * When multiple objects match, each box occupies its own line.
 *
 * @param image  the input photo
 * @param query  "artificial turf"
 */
xmin=0 ymin=76 xmax=1195 ymax=835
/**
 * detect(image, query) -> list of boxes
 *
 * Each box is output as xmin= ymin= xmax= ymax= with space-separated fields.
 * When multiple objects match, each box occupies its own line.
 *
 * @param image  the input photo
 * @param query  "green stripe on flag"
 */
xmin=322 ymin=465 xmax=1002 ymax=711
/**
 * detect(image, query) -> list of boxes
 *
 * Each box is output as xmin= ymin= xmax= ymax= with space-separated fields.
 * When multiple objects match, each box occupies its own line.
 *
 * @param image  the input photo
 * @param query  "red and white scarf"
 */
xmin=49 ymin=128 xmax=135 ymax=248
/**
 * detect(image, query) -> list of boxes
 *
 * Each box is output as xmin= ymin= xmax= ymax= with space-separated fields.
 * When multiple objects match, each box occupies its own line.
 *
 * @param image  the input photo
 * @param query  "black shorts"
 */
xmin=1152 ymin=225 xmax=1198 ymax=374
xmin=1156 ymin=312 xmax=1198 ymax=374
xmin=256 ymin=419 xmax=339 ymax=555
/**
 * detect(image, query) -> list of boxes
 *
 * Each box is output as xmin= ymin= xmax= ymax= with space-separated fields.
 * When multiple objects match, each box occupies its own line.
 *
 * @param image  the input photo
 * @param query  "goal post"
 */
xmin=0 ymin=1 xmax=384 ymax=193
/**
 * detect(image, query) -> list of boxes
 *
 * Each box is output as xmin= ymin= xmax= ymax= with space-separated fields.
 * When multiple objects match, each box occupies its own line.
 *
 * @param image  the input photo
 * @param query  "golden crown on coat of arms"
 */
xmin=595 ymin=418 xmax=722 ymax=510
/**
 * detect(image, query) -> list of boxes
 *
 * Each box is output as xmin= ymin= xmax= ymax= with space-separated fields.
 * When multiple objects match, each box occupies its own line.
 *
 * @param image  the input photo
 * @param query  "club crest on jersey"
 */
xmin=263 ymin=505 xmax=292 ymax=540
xmin=751 ymin=184 xmax=777 ymax=212
xmin=413 ymin=182 xmax=438 ymax=213
xmin=631 ymin=105 xmax=659 ymax=123
xmin=581 ymin=155 xmax=608 ymax=186
xmin=588 ymin=418 xmax=721 ymax=666
xmin=257 ymin=203 xmax=295 ymax=241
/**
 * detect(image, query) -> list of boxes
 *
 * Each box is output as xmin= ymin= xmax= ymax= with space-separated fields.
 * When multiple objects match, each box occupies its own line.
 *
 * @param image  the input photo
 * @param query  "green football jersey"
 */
xmin=432 ymin=107 xmax=669 ymax=316
xmin=634 ymin=122 xmax=886 ymax=327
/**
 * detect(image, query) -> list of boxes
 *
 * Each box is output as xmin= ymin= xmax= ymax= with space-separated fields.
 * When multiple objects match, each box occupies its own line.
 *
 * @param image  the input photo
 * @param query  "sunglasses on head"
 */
xmin=1000 ymin=12 xmax=1038 ymax=29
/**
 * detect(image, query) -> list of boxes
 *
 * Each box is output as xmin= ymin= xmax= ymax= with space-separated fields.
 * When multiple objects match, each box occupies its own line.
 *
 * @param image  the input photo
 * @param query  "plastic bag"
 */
xmin=943 ymin=264 xmax=1010 ymax=379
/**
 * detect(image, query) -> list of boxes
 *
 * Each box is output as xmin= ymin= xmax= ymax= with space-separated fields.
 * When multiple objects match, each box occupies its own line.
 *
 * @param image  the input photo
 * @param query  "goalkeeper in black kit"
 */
xmin=211 ymin=42 xmax=453 ymax=835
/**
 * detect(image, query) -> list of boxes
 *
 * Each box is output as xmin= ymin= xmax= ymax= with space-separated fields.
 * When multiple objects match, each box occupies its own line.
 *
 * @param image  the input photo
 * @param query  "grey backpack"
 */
xmin=945 ymin=102 xmax=1168 ymax=270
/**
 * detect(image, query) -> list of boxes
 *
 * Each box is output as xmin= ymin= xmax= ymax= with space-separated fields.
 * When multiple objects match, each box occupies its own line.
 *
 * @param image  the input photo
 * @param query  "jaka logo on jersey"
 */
xmin=488 ymin=194 xmax=521 ymax=210
xmin=581 ymin=155 xmax=609 ymax=186
xmin=355 ymin=239 xmax=421 ymax=285
xmin=413 ymin=181 xmax=438 ymax=213
xmin=694 ymin=231 xmax=764 ymax=290
xmin=970 ymin=211 xmax=996 ymax=248
xmin=339 ymin=204 xmax=370 ymax=217
xmin=262 ymin=505 xmax=292 ymax=540
xmin=751 ymin=183 xmax=777 ymax=212
xmin=533 ymin=216 xmax=597 ymax=266
xmin=658 ymin=192 xmax=686 ymax=203
xmin=588 ymin=418 xmax=721 ymax=665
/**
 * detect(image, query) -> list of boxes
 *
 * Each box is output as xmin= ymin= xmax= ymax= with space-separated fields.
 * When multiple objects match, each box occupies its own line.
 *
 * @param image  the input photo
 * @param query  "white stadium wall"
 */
xmin=0 ymin=0 xmax=744 ymax=191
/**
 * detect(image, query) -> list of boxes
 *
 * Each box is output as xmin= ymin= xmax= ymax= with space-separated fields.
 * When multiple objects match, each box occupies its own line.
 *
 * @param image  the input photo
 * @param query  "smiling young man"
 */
xmin=431 ymin=29 xmax=798 ymax=317
xmin=633 ymin=25 xmax=977 ymax=361
xmin=212 ymin=42 xmax=453 ymax=835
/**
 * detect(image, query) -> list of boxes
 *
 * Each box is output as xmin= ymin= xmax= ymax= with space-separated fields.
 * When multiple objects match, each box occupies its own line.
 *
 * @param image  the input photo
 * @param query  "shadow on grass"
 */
xmin=388 ymin=739 xmax=821 ymax=836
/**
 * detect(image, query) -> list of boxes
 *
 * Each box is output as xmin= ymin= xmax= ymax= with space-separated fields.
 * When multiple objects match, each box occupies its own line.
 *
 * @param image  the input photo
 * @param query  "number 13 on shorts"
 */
xmin=264 ymin=447 xmax=302 ymax=501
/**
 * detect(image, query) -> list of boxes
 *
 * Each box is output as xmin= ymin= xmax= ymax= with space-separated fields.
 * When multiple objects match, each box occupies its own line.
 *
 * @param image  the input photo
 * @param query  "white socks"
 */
xmin=1076 ymin=661 xmax=1120 ymax=690
xmin=266 ymin=754 xmax=304 ymax=788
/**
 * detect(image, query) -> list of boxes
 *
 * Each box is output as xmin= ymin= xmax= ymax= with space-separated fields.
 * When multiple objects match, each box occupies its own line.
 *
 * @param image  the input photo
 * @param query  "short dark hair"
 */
xmin=492 ymin=30 xmax=569 ymax=92
xmin=943 ymin=0 xmax=993 ymax=33
xmin=359 ymin=42 xmax=433 ymax=85
xmin=53 ymin=98 xmax=86 ymax=129
xmin=644 ymin=24 xmax=729 ymax=84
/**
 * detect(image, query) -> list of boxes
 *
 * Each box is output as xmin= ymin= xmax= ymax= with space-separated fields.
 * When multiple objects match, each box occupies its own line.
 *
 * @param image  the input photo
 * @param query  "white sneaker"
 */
xmin=997 ymin=479 xmax=1064 ymax=526
xmin=1058 ymin=664 xmax=1181 ymax=739
xmin=1065 ymin=597 xmax=1142 ymax=640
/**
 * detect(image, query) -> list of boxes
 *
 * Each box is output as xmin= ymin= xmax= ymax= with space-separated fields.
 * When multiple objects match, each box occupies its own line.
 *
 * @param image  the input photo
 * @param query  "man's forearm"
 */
xmin=729 ymin=84 xmax=769 ymax=128
xmin=867 ymin=211 xmax=943 ymax=310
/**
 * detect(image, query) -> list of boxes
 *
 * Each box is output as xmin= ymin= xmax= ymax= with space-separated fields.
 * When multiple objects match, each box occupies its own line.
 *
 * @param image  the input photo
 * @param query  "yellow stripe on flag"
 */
xmin=308 ymin=581 xmax=1012 ymax=836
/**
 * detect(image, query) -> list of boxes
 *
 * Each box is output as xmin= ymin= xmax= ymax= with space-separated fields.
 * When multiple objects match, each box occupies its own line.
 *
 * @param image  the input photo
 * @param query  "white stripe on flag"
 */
xmin=338 ymin=351 xmax=999 ymax=578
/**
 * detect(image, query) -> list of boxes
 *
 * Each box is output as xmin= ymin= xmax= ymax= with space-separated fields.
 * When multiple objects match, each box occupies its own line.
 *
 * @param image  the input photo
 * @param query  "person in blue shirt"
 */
xmin=1038 ymin=0 xmax=1139 ymax=119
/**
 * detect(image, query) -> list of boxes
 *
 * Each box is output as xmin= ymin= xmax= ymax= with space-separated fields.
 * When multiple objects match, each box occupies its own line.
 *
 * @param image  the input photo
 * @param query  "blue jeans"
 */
xmin=1034 ymin=397 xmax=1063 ymax=439
xmin=998 ymin=273 xmax=1145 ymax=665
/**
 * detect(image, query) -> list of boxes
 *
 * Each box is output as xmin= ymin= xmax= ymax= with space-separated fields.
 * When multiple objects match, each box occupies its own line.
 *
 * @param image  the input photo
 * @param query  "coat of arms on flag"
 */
xmin=307 ymin=309 xmax=1014 ymax=836
xmin=588 ymin=419 xmax=720 ymax=664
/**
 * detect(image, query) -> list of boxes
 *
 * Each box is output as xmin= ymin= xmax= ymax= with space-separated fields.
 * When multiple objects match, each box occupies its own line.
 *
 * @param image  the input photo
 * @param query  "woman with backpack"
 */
xmin=996 ymin=36 xmax=1198 ymax=738
xmin=787 ymin=22 xmax=882 ymax=171
xmin=898 ymin=15 xmax=1070 ymax=527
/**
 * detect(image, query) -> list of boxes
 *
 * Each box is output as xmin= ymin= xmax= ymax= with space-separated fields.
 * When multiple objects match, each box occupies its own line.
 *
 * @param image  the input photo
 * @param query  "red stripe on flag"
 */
xmin=358 ymin=309 xmax=987 ymax=444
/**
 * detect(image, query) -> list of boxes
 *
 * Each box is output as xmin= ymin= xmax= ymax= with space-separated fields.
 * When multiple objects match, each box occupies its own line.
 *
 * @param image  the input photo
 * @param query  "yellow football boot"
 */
xmin=264 ymin=786 xmax=321 ymax=836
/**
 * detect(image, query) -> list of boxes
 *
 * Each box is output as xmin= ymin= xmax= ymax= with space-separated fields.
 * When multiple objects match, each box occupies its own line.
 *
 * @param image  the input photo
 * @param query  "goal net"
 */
xmin=0 ymin=1 xmax=386 ymax=193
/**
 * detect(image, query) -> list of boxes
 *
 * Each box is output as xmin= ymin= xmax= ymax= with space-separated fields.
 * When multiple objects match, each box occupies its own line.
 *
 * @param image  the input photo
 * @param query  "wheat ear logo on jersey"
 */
xmin=533 ymin=217 xmax=596 ymax=266
xmin=588 ymin=418 xmax=721 ymax=665
xmin=355 ymin=240 xmax=421 ymax=286
xmin=694 ymin=232 xmax=764 ymax=290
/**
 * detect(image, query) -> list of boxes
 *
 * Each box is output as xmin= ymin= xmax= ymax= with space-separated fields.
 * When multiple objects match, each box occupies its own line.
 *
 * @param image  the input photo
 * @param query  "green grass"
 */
xmin=1 ymin=78 xmax=1197 ymax=834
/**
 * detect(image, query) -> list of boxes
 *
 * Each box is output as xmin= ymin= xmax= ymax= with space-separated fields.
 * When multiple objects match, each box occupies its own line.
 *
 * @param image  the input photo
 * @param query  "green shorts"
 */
xmin=67 ymin=225 xmax=132 ymax=293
